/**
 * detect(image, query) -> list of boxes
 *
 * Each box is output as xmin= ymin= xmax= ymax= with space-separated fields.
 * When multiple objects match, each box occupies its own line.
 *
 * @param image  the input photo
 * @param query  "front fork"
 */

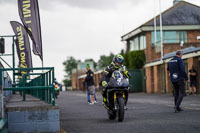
xmin=114 ymin=92 xmax=125 ymax=110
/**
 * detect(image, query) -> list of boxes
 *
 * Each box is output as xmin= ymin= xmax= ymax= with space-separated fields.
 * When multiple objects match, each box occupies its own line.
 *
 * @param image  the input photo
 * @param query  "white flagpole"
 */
xmin=159 ymin=0 xmax=164 ymax=60
xmin=154 ymin=0 xmax=157 ymax=46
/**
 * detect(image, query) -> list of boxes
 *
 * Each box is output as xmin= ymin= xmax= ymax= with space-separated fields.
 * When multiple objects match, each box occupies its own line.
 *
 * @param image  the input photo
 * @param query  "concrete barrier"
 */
xmin=6 ymin=94 xmax=60 ymax=133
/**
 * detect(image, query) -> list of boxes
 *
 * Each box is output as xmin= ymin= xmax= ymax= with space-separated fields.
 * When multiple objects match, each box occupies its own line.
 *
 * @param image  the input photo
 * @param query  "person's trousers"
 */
xmin=172 ymin=80 xmax=186 ymax=108
xmin=87 ymin=91 xmax=97 ymax=102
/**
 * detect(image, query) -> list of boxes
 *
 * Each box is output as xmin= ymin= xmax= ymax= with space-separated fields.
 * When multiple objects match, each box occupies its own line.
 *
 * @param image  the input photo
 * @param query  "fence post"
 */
xmin=52 ymin=68 xmax=55 ymax=106
xmin=45 ymin=72 xmax=48 ymax=103
xmin=49 ymin=71 xmax=52 ymax=104
xmin=0 ymin=69 xmax=4 ymax=118
xmin=22 ymin=74 xmax=26 ymax=101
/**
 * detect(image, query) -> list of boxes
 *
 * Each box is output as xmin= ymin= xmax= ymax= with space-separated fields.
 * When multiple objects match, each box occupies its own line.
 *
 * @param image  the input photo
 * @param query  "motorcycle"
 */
xmin=55 ymin=83 xmax=60 ymax=99
xmin=105 ymin=70 xmax=130 ymax=122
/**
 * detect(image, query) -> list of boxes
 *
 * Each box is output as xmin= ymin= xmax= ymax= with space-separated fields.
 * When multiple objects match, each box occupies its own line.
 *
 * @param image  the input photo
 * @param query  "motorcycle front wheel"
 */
xmin=118 ymin=97 xmax=125 ymax=122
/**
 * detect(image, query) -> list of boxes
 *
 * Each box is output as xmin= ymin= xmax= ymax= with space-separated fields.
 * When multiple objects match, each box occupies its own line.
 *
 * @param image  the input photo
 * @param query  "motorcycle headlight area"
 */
xmin=112 ymin=70 xmax=123 ymax=80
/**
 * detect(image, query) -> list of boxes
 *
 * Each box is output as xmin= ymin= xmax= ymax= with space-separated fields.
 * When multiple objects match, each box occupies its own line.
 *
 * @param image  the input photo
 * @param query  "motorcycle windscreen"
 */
xmin=108 ymin=77 xmax=129 ymax=88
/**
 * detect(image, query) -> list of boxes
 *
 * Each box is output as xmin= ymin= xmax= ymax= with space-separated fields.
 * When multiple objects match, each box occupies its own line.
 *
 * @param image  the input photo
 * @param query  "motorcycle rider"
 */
xmin=100 ymin=54 xmax=131 ymax=109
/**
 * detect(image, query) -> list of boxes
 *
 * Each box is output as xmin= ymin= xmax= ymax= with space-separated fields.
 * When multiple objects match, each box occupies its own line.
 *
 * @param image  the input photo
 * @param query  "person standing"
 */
xmin=167 ymin=51 xmax=188 ymax=113
xmin=85 ymin=64 xmax=96 ymax=105
xmin=189 ymin=65 xmax=197 ymax=95
xmin=84 ymin=80 xmax=97 ymax=103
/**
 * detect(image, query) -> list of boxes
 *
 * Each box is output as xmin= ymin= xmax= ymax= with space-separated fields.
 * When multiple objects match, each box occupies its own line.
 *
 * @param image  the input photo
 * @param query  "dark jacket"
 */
xmin=189 ymin=69 xmax=197 ymax=81
xmin=85 ymin=69 xmax=95 ymax=86
xmin=100 ymin=63 xmax=129 ymax=85
xmin=167 ymin=56 xmax=188 ymax=82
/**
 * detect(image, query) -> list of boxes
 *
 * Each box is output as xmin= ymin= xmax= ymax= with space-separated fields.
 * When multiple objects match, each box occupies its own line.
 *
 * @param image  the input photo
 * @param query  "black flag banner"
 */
xmin=18 ymin=0 xmax=43 ymax=61
xmin=10 ymin=21 xmax=33 ymax=73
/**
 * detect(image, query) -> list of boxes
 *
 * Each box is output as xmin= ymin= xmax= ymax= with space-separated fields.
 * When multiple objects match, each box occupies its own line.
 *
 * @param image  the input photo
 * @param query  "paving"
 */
xmin=6 ymin=94 xmax=58 ymax=111
xmin=56 ymin=91 xmax=200 ymax=133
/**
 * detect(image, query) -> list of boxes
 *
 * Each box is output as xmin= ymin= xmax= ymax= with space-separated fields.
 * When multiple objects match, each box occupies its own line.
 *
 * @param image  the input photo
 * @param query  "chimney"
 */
xmin=173 ymin=0 xmax=181 ymax=5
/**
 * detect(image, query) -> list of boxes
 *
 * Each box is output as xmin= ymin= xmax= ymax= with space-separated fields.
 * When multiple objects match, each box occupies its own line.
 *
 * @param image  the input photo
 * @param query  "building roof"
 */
xmin=145 ymin=1 xmax=200 ymax=26
xmin=162 ymin=46 xmax=200 ymax=60
xmin=122 ymin=1 xmax=200 ymax=41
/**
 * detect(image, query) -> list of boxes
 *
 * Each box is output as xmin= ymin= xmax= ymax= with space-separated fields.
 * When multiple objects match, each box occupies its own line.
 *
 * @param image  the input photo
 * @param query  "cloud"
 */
xmin=55 ymin=0 xmax=147 ymax=10
xmin=0 ymin=0 xmax=147 ymax=10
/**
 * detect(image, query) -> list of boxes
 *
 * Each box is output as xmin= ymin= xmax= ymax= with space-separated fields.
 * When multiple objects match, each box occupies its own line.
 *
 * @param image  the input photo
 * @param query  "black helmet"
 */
xmin=113 ymin=54 xmax=124 ymax=67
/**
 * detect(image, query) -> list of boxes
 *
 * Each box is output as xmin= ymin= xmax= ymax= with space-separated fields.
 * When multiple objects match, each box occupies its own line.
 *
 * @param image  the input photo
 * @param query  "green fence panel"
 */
xmin=128 ymin=69 xmax=146 ymax=92
xmin=0 ymin=67 xmax=55 ymax=106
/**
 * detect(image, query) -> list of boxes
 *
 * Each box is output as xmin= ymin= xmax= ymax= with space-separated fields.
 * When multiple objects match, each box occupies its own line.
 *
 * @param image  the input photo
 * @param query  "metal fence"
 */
xmin=0 ymin=67 xmax=55 ymax=108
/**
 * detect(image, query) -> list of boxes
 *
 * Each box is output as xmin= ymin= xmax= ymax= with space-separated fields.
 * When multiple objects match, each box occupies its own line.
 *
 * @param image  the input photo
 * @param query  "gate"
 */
xmin=128 ymin=69 xmax=146 ymax=92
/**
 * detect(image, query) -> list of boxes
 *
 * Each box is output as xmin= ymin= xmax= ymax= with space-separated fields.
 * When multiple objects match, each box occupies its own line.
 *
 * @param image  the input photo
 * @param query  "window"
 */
xmin=151 ymin=31 xmax=187 ymax=45
xmin=129 ymin=35 xmax=146 ymax=51
xmin=130 ymin=40 xmax=135 ymax=51
xmin=140 ymin=35 xmax=146 ymax=49
xmin=164 ymin=31 xmax=177 ymax=43
xmin=177 ymin=31 xmax=187 ymax=43
xmin=151 ymin=31 xmax=161 ymax=45
xmin=130 ymin=37 xmax=139 ymax=51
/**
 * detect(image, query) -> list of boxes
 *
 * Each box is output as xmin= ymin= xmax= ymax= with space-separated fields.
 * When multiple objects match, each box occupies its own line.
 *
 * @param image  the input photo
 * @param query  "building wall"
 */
xmin=187 ymin=30 xmax=200 ymax=43
xmin=77 ymin=71 xmax=104 ymax=91
xmin=198 ymin=57 xmax=200 ymax=93
xmin=71 ymin=73 xmax=77 ymax=89
xmin=145 ymin=30 xmax=200 ymax=62
xmin=165 ymin=63 xmax=173 ymax=93
xmin=145 ymin=32 xmax=153 ymax=62
xmin=128 ymin=30 xmax=200 ymax=94
xmin=94 ymin=72 xmax=103 ymax=88
xmin=153 ymin=65 xmax=159 ymax=93
xmin=145 ymin=56 xmax=200 ymax=94
xmin=145 ymin=67 xmax=153 ymax=93
xmin=71 ymin=70 xmax=85 ymax=90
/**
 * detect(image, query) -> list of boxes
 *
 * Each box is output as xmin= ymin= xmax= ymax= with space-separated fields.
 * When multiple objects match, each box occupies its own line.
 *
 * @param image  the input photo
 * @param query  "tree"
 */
xmin=120 ymin=49 xmax=129 ymax=68
xmin=128 ymin=50 xmax=146 ymax=69
xmin=63 ymin=56 xmax=79 ymax=86
xmin=63 ymin=77 xmax=71 ymax=86
xmin=97 ymin=53 xmax=114 ymax=69
xmin=84 ymin=58 xmax=97 ymax=69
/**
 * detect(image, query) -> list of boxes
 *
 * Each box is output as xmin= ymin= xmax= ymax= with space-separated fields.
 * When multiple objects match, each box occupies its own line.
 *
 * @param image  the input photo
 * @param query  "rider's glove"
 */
xmin=122 ymin=66 xmax=130 ymax=79
xmin=102 ymin=81 xmax=108 ymax=87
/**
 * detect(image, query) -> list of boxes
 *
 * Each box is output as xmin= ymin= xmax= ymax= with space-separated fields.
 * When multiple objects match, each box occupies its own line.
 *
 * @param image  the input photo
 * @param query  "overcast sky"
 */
xmin=0 ymin=0 xmax=200 ymax=83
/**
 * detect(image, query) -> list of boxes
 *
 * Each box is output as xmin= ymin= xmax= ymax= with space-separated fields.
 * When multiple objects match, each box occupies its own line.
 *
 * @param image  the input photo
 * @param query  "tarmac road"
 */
xmin=56 ymin=91 xmax=200 ymax=133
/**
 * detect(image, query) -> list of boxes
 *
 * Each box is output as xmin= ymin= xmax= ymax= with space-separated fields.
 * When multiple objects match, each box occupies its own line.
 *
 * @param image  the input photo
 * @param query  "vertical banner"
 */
xmin=18 ymin=0 xmax=43 ymax=61
xmin=10 ymin=21 xmax=33 ymax=73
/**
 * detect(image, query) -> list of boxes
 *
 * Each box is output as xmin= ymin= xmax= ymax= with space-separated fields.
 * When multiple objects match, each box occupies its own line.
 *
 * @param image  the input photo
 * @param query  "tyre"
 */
xmin=118 ymin=97 xmax=125 ymax=122
xmin=107 ymin=110 xmax=116 ymax=120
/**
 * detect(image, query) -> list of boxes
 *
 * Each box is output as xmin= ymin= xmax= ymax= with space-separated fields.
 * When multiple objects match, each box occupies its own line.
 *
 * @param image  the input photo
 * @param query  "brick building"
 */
xmin=77 ymin=70 xmax=103 ymax=91
xmin=71 ymin=61 xmax=103 ymax=90
xmin=121 ymin=1 xmax=200 ymax=93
